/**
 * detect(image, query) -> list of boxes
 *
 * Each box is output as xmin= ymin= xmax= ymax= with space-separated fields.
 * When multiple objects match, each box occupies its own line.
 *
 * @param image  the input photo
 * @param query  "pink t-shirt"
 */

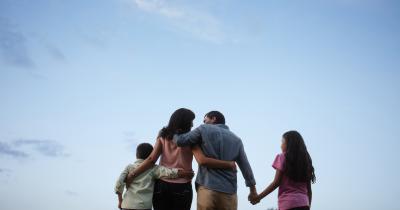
xmin=272 ymin=153 xmax=309 ymax=210
xmin=159 ymin=138 xmax=193 ymax=183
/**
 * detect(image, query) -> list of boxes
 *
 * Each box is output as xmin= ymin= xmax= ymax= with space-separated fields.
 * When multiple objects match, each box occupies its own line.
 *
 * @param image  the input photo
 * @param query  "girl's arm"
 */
xmin=307 ymin=181 xmax=312 ymax=206
xmin=192 ymin=146 xmax=236 ymax=170
xmin=125 ymin=138 xmax=163 ymax=185
xmin=253 ymin=169 xmax=283 ymax=203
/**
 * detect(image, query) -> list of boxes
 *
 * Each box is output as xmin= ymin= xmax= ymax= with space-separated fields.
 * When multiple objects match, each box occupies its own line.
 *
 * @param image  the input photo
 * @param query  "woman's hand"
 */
xmin=229 ymin=161 xmax=237 ymax=171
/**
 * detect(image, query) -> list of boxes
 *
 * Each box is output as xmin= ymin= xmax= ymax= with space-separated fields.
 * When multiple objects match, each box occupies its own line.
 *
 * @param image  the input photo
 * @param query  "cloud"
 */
xmin=0 ymin=17 xmax=35 ymax=68
xmin=133 ymin=0 xmax=225 ymax=43
xmin=0 ymin=168 xmax=11 ymax=173
xmin=0 ymin=142 xmax=29 ymax=158
xmin=65 ymin=190 xmax=79 ymax=197
xmin=0 ymin=139 xmax=69 ymax=159
xmin=45 ymin=44 xmax=66 ymax=61
xmin=0 ymin=168 xmax=12 ymax=178
xmin=13 ymin=139 xmax=69 ymax=157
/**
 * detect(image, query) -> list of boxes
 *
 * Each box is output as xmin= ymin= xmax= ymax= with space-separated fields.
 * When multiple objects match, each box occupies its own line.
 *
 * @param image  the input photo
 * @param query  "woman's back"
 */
xmin=159 ymin=137 xmax=193 ymax=183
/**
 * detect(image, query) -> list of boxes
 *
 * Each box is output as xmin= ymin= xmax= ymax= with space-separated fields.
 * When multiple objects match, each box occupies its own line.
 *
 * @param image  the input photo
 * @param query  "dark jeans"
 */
xmin=153 ymin=179 xmax=193 ymax=210
xmin=288 ymin=206 xmax=310 ymax=210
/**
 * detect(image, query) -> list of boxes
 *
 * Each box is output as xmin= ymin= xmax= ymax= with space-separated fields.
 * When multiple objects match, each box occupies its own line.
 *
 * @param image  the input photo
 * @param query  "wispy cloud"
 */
xmin=65 ymin=190 xmax=79 ymax=197
xmin=0 ymin=17 xmax=35 ymax=68
xmin=44 ymin=43 xmax=66 ymax=61
xmin=0 ymin=139 xmax=69 ymax=159
xmin=0 ymin=168 xmax=12 ymax=178
xmin=133 ymin=0 xmax=225 ymax=43
xmin=0 ymin=142 xmax=29 ymax=158
xmin=13 ymin=139 xmax=69 ymax=157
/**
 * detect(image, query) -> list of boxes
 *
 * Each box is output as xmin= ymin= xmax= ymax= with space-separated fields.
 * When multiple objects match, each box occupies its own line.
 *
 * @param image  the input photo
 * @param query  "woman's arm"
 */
xmin=192 ymin=146 xmax=236 ymax=170
xmin=125 ymin=138 xmax=163 ymax=185
xmin=252 ymin=169 xmax=283 ymax=204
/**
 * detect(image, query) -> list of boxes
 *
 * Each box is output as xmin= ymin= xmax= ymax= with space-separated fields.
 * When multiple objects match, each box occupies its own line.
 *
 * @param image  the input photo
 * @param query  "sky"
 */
xmin=0 ymin=0 xmax=399 ymax=210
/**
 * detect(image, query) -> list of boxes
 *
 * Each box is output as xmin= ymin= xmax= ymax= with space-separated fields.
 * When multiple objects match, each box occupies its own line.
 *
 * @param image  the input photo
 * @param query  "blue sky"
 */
xmin=1 ymin=0 xmax=399 ymax=210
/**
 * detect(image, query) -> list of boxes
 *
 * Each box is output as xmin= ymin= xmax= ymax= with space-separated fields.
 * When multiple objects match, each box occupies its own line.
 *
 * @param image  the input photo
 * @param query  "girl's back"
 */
xmin=273 ymin=153 xmax=310 ymax=210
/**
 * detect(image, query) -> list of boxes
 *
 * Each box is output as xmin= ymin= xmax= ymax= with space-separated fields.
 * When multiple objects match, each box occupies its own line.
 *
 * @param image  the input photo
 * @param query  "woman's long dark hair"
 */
xmin=158 ymin=108 xmax=195 ymax=140
xmin=283 ymin=131 xmax=316 ymax=183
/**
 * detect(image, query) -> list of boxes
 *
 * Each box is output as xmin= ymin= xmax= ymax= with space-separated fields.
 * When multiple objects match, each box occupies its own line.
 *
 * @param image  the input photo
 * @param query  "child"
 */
xmin=115 ymin=143 xmax=193 ymax=210
xmin=251 ymin=131 xmax=316 ymax=210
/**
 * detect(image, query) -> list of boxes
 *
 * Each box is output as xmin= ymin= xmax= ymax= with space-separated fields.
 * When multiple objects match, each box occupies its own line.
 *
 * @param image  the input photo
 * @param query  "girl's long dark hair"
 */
xmin=158 ymin=108 xmax=195 ymax=140
xmin=283 ymin=131 xmax=316 ymax=183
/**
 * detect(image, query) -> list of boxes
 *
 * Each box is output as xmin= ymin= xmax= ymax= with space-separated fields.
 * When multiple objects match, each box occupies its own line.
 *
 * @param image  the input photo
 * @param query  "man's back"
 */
xmin=174 ymin=124 xmax=256 ymax=194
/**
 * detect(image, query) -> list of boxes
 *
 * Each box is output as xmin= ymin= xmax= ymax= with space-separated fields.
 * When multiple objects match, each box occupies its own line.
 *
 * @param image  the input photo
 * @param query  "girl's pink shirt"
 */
xmin=159 ymin=137 xmax=193 ymax=183
xmin=273 ymin=153 xmax=310 ymax=210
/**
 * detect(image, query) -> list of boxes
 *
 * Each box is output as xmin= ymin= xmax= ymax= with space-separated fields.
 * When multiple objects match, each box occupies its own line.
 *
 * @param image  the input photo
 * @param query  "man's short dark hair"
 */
xmin=205 ymin=111 xmax=225 ymax=124
xmin=136 ymin=143 xmax=153 ymax=159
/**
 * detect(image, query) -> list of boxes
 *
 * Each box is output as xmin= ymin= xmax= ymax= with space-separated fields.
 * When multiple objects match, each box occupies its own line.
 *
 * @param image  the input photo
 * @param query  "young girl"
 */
xmin=252 ymin=131 xmax=316 ymax=210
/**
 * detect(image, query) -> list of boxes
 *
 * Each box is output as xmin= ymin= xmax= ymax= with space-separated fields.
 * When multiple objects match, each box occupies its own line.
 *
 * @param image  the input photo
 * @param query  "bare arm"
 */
xmin=252 ymin=169 xmax=283 ymax=204
xmin=192 ymin=146 xmax=236 ymax=170
xmin=125 ymin=138 xmax=163 ymax=186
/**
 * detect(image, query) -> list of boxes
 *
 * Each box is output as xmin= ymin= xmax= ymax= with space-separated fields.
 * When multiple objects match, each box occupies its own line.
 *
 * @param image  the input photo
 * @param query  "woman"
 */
xmin=126 ymin=108 xmax=235 ymax=210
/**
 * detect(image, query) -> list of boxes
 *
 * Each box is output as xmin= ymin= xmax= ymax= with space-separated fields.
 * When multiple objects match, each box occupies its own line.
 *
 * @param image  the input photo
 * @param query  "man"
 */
xmin=173 ymin=111 xmax=257 ymax=210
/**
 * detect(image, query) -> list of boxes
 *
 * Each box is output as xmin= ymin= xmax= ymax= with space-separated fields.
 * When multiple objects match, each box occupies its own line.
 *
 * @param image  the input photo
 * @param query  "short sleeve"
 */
xmin=114 ymin=165 xmax=130 ymax=194
xmin=272 ymin=153 xmax=285 ymax=171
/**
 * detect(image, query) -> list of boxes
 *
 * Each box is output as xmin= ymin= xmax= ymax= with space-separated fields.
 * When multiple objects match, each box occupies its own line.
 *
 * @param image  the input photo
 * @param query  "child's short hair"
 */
xmin=136 ymin=143 xmax=153 ymax=159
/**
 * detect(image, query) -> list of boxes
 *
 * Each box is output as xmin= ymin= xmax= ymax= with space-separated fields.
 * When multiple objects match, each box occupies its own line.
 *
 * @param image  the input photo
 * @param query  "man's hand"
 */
xmin=249 ymin=194 xmax=261 ymax=205
xmin=177 ymin=169 xmax=195 ymax=179
xmin=248 ymin=185 xmax=258 ymax=205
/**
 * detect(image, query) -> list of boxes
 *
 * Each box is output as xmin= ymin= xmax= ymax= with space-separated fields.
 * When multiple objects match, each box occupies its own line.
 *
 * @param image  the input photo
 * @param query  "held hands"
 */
xmin=249 ymin=194 xmax=261 ymax=205
xmin=177 ymin=169 xmax=195 ymax=179
xmin=248 ymin=192 xmax=260 ymax=205
xmin=248 ymin=186 xmax=261 ymax=205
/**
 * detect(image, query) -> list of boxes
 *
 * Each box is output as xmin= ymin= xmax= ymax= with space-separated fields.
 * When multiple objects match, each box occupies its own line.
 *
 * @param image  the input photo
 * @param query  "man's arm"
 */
xmin=125 ymin=138 xmax=163 ymax=186
xmin=173 ymin=126 xmax=202 ymax=147
xmin=192 ymin=146 xmax=236 ymax=170
xmin=235 ymin=141 xmax=257 ymax=202
xmin=236 ymin=141 xmax=256 ymax=187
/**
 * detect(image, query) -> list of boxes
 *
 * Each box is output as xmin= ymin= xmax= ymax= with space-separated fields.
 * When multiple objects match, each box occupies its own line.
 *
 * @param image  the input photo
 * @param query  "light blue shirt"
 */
xmin=174 ymin=124 xmax=256 ymax=194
